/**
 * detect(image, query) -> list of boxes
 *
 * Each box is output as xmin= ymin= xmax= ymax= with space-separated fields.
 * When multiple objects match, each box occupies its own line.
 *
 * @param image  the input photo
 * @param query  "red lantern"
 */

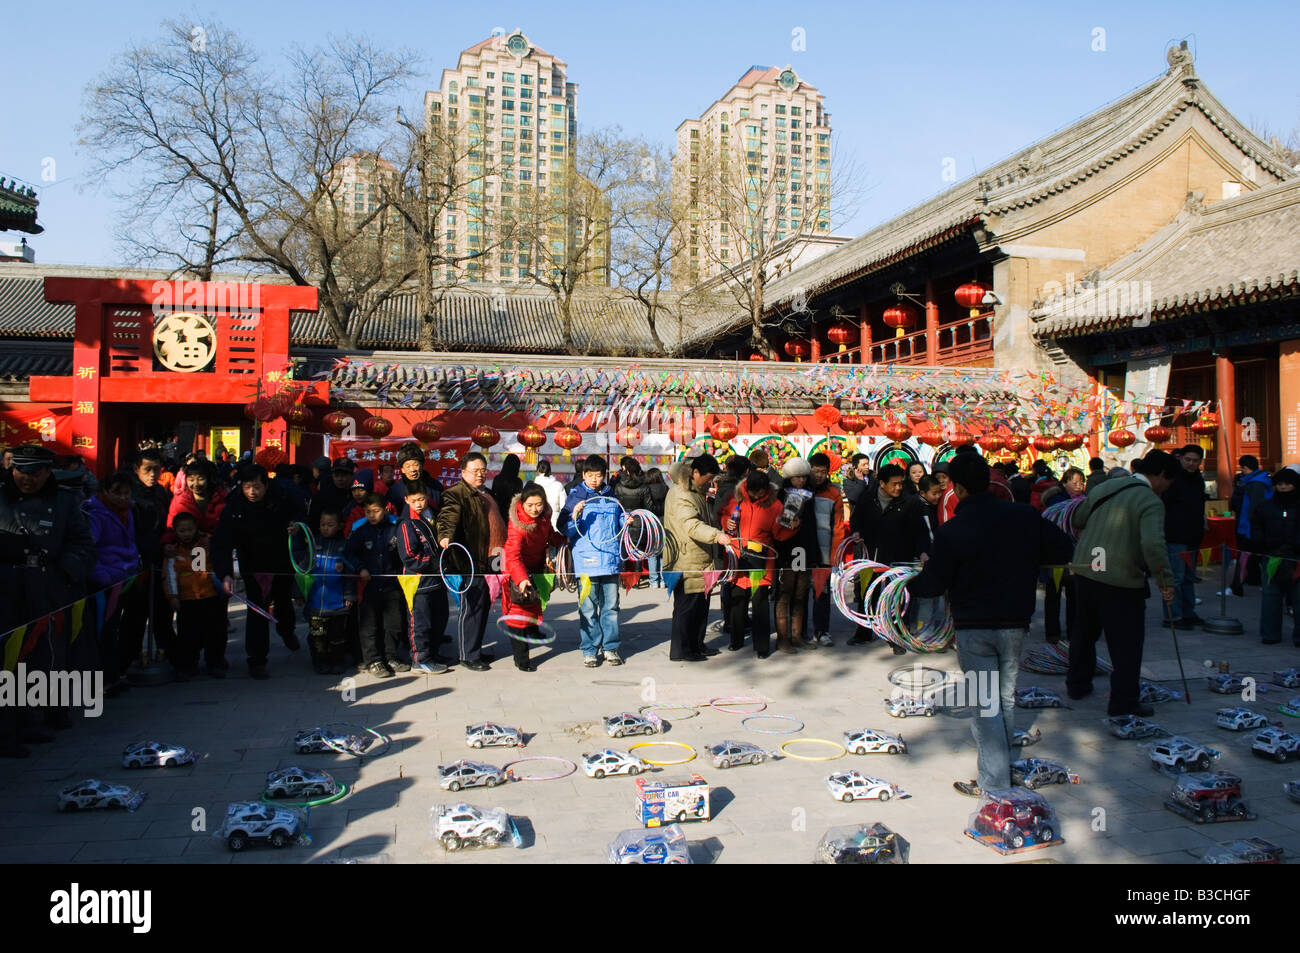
xmin=884 ymin=421 xmax=911 ymax=448
xmin=1190 ymin=413 xmax=1218 ymax=452
xmin=840 ymin=412 xmax=867 ymax=450
xmin=284 ymin=405 xmax=312 ymax=429
xmin=268 ymin=393 xmax=295 ymax=419
xmin=363 ymin=416 xmax=392 ymax=439
xmin=518 ymin=424 xmax=547 ymax=465
xmin=244 ymin=398 xmax=275 ymax=423
xmin=813 ymin=404 xmax=841 ymax=432
xmin=1108 ymin=429 xmax=1136 ymax=449
xmin=749 ymin=352 xmax=766 ymax=361
xmin=616 ymin=427 xmax=642 ymax=451
xmin=783 ymin=340 xmax=810 ymax=362
xmin=1057 ymin=433 xmax=1084 ymax=451
xmin=827 ymin=322 xmax=859 ymax=353
xmin=949 ymin=430 xmax=977 ymax=449
xmin=322 ymin=411 xmax=349 ymax=436
xmin=254 ymin=446 xmax=287 ymax=470
xmin=1032 ymin=435 xmax=1058 ymax=453
xmin=667 ymin=418 xmax=697 ymax=447
xmin=954 ymin=282 xmax=989 ymax=316
xmin=554 ymin=426 xmax=583 ymax=460
xmin=1143 ymin=425 xmax=1172 ymax=446
xmin=709 ymin=420 xmax=739 ymax=443
xmin=412 ymin=420 xmax=441 ymax=443
xmin=1005 ymin=434 xmax=1029 ymax=453
xmin=979 ymin=433 xmax=1006 ymax=455
xmin=471 ymin=425 xmax=501 ymax=451
xmin=918 ymin=427 xmax=945 ymax=448
xmin=882 ymin=303 xmax=918 ymax=339
xmin=770 ymin=414 xmax=798 ymax=437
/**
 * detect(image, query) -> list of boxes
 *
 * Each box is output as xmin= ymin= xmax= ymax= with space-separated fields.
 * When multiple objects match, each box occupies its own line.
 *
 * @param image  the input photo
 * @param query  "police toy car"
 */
xmin=582 ymin=748 xmax=650 ymax=778
xmin=1216 ymin=708 xmax=1269 ymax=731
xmin=1285 ymin=779 xmax=1300 ymax=803
xmin=1012 ymin=728 xmax=1042 ymax=748
xmin=706 ymin=740 xmax=773 ymax=768
xmin=1200 ymin=838 xmax=1284 ymax=864
xmin=439 ymin=760 xmax=508 ymax=791
xmin=294 ymin=724 xmax=378 ymax=755
xmin=1251 ymin=727 xmax=1300 ymax=763
xmin=843 ymin=729 xmax=906 ymax=755
xmin=465 ymin=722 xmax=524 ymax=749
xmin=604 ymin=712 xmax=662 ymax=738
xmin=434 ymin=803 xmax=521 ymax=851
xmin=1011 ymin=758 xmax=1071 ymax=790
xmin=1015 ymin=687 xmax=1063 ymax=709
xmin=218 ymin=801 xmax=306 ymax=851
xmin=1208 ymin=673 xmax=1248 ymax=694
xmin=121 ymin=741 xmax=196 ymax=768
xmin=606 ymin=824 xmax=691 ymax=864
xmin=57 ymin=780 xmax=146 ymax=812
xmin=885 ymin=694 xmax=935 ymax=718
xmin=1105 ymin=715 xmax=1167 ymax=739
xmin=825 ymin=770 xmax=907 ymax=803
xmin=265 ymin=767 xmax=337 ymax=799
xmin=1281 ymin=697 xmax=1300 ymax=718
xmin=1139 ymin=680 xmax=1178 ymax=704
xmin=1274 ymin=668 xmax=1300 ymax=689
xmin=1150 ymin=737 xmax=1221 ymax=772
xmin=814 ymin=823 xmax=903 ymax=865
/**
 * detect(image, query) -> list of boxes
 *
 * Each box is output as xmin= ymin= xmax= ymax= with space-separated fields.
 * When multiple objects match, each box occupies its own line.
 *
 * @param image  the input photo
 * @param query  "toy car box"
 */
xmin=964 ymin=787 xmax=1063 ymax=854
xmin=634 ymin=774 xmax=710 ymax=827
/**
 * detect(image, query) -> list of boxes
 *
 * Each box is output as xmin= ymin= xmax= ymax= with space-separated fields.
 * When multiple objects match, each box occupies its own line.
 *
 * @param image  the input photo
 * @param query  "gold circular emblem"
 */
xmin=152 ymin=312 xmax=216 ymax=372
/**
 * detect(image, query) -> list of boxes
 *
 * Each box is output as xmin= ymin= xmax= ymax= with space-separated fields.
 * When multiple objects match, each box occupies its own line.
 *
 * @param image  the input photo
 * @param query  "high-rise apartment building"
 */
xmin=673 ymin=66 xmax=832 ymax=288
xmin=424 ymin=30 xmax=607 ymax=286
xmin=323 ymin=153 xmax=407 ymax=276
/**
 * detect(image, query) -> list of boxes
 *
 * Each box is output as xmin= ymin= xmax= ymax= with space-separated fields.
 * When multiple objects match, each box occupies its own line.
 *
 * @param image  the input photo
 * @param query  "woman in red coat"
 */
xmin=165 ymin=459 xmax=228 ymax=535
xmin=502 ymin=484 xmax=566 ymax=671
xmin=722 ymin=470 xmax=783 ymax=657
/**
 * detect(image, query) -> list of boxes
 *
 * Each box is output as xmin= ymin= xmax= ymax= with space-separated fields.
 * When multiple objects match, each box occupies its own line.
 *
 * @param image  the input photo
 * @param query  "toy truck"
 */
xmin=634 ymin=774 xmax=710 ymax=827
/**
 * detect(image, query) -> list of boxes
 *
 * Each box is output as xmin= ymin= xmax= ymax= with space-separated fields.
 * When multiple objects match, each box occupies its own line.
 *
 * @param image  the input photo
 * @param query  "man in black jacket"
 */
xmin=847 ymin=464 xmax=909 ymax=650
xmin=908 ymin=453 xmax=1073 ymax=797
xmin=119 ymin=449 xmax=175 ymax=668
xmin=1162 ymin=444 xmax=1209 ymax=628
xmin=1251 ymin=466 xmax=1300 ymax=645
xmin=213 ymin=464 xmax=305 ymax=679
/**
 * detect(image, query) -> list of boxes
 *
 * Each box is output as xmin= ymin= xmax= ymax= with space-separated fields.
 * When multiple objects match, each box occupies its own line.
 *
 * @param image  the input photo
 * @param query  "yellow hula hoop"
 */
xmin=779 ymin=739 xmax=847 ymax=761
xmin=628 ymin=741 xmax=697 ymax=766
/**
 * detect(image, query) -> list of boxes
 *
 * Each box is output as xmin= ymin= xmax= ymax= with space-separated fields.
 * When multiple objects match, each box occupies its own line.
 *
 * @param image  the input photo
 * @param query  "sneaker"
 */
xmin=583 ymin=656 xmax=600 ymax=668
xmin=953 ymin=780 xmax=982 ymax=798
xmin=369 ymin=661 xmax=394 ymax=678
xmin=817 ymin=633 xmax=833 ymax=647
xmin=605 ymin=651 xmax=624 ymax=666
xmin=413 ymin=661 xmax=449 ymax=674
xmin=388 ymin=660 xmax=411 ymax=673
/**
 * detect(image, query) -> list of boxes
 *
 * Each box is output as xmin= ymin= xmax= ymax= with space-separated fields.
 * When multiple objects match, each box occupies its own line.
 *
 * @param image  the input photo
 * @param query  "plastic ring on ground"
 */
xmin=779 ymin=739 xmax=847 ymax=761
xmin=318 ymin=725 xmax=390 ymax=758
xmin=502 ymin=756 xmax=577 ymax=781
xmin=438 ymin=543 xmax=474 ymax=595
xmin=261 ymin=781 xmax=349 ymax=809
xmin=741 ymin=714 xmax=804 ymax=734
xmin=638 ymin=704 xmax=700 ymax=720
xmin=708 ymin=696 xmax=768 ymax=715
xmin=288 ymin=521 xmax=316 ymax=575
xmin=496 ymin=615 xmax=558 ymax=645
xmin=628 ymin=741 xmax=697 ymax=765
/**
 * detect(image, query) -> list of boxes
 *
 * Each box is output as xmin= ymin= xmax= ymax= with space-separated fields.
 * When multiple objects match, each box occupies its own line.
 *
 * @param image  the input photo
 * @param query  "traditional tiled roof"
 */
xmin=0 ymin=178 xmax=41 ymax=235
xmin=1031 ymin=178 xmax=1300 ymax=337
xmin=0 ymin=274 xmax=73 ymax=336
xmin=0 ymin=348 xmax=71 ymax=382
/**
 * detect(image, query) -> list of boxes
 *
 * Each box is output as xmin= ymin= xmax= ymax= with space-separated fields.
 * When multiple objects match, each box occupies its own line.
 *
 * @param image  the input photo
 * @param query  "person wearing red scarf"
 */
xmin=721 ymin=470 xmax=782 ymax=657
xmin=501 ymin=485 xmax=565 ymax=671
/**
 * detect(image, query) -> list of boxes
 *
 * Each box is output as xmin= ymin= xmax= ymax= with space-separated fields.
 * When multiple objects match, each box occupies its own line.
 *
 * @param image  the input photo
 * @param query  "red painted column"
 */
xmin=1215 ymin=351 xmax=1235 ymax=499
xmin=924 ymin=280 xmax=939 ymax=365
xmin=810 ymin=330 xmax=822 ymax=364
xmin=259 ymin=301 xmax=290 ymax=455
xmin=1087 ymin=372 xmax=1100 ymax=458
xmin=859 ymin=303 xmax=871 ymax=366
xmin=1280 ymin=342 xmax=1300 ymax=464
xmin=71 ymin=299 xmax=104 ymax=475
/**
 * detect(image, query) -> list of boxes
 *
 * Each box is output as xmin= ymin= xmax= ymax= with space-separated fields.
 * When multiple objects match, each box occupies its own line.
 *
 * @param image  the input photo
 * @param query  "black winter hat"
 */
xmin=396 ymin=442 xmax=425 ymax=466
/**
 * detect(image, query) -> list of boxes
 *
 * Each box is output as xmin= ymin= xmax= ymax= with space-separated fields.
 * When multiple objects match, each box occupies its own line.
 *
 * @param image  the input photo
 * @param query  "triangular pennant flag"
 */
xmin=104 ymin=582 xmax=124 ymax=622
xmin=486 ymin=573 xmax=503 ymax=604
xmin=295 ymin=572 xmax=313 ymax=600
xmin=1052 ymin=567 xmax=1065 ymax=592
xmin=19 ymin=615 xmax=50 ymax=662
xmin=702 ymin=569 xmax=724 ymax=593
xmin=662 ymin=571 xmax=683 ymax=593
xmin=121 ymin=572 xmax=138 ymax=595
xmin=531 ymin=573 xmax=555 ymax=611
xmin=620 ymin=571 xmax=640 ymax=594
xmin=578 ymin=574 xmax=593 ymax=605
xmin=1238 ymin=554 xmax=1250 ymax=586
xmin=445 ymin=575 xmax=463 ymax=607
xmin=94 ymin=591 xmax=107 ymax=633
xmin=3 ymin=625 xmax=25 ymax=672
xmin=810 ymin=568 xmax=832 ymax=599
xmin=1266 ymin=557 xmax=1283 ymax=584
xmin=749 ymin=570 xmax=765 ymax=588
xmin=397 ymin=574 xmax=421 ymax=614
xmin=1179 ymin=550 xmax=1196 ymax=569
xmin=1198 ymin=548 xmax=1212 ymax=572
xmin=70 ymin=599 xmax=86 ymax=644
xmin=856 ymin=568 xmax=874 ymax=600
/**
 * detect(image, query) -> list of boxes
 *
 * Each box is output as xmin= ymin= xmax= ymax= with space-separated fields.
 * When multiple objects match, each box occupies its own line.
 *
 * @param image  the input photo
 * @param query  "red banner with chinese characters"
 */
xmin=330 ymin=438 xmax=474 ymax=486
xmin=0 ymin=403 xmax=73 ymax=456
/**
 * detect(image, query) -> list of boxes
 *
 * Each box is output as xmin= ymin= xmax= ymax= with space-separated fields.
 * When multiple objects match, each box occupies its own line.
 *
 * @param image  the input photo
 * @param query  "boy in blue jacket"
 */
xmin=304 ymin=508 xmax=357 ymax=675
xmin=396 ymin=485 xmax=450 ymax=674
xmin=559 ymin=454 xmax=628 ymax=667
xmin=345 ymin=493 xmax=409 ymax=678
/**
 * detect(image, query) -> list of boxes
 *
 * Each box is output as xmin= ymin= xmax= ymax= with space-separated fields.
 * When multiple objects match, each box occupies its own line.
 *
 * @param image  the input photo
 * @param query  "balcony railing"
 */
xmin=937 ymin=313 xmax=993 ymax=364
xmin=869 ymin=327 xmax=929 ymax=366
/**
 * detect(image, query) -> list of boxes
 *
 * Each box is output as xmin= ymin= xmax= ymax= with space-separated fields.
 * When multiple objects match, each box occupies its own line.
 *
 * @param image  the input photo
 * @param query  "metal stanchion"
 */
xmin=1202 ymin=543 xmax=1244 ymax=635
xmin=127 ymin=570 xmax=172 ymax=685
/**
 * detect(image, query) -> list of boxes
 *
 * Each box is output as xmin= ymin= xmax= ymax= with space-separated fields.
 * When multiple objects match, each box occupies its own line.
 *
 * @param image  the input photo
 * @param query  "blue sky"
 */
xmin=3 ymin=0 xmax=1297 ymax=266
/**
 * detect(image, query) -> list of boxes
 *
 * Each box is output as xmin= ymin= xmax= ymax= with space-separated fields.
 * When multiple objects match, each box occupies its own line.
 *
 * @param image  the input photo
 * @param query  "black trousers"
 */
xmin=1068 ymin=575 xmax=1147 ymax=715
xmin=454 ymin=577 xmax=490 ymax=663
xmin=408 ymin=577 xmax=449 ymax=665
xmin=174 ymin=596 xmax=229 ymax=672
xmin=359 ymin=586 xmax=406 ymax=664
xmin=308 ymin=614 xmax=348 ymax=666
xmin=670 ymin=583 xmax=709 ymax=658
xmin=1043 ymin=572 xmax=1075 ymax=642
xmin=729 ymin=584 xmax=771 ymax=655
xmin=119 ymin=568 xmax=176 ymax=661
xmin=243 ymin=573 xmax=297 ymax=666
xmin=812 ymin=584 xmax=832 ymax=635
xmin=720 ymin=581 xmax=736 ymax=633
xmin=1230 ymin=534 xmax=1261 ymax=595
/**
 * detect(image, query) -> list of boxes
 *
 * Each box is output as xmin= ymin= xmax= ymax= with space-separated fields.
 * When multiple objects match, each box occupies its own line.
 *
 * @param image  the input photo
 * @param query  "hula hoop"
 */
xmin=779 ymin=739 xmax=847 ymax=761
xmin=573 ymin=496 xmax=626 ymax=549
xmin=742 ymin=714 xmax=804 ymax=734
xmin=706 ymin=547 xmax=739 ymax=595
xmin=439 ymin=542 xmax=474 ymax=595
xmin=502 ymin=756 xmax=577 ymax=781
xmin=288 ymin=522 xmax=316 ymax=575
xmin=318 ymin=724 xmax=390 ymax=758
xmin=554 ymin=544 xmax=579 ymax=592
xmin=734 ymin=539 xmax=779 ymax=562
xmin=496 ymin=614 xmax=558 ymax=645
xmin=262 ymin=781 xmax=349 ymax=809
xmin=639 ymin=704 xmax=700 ymax=720
xmin=858 ymin=563 xmax=954 ymax=653
xmin=708 ymin=696 xmax=768 ymax=715
xmin=628 ymin=741 xmax=696 ymax=765
xmin=622 ymin=510 xmax=665 ymax=561
xmin=1042 ymin=497 xmax=1084 ymax=542
xmin=833 ymin=533 xmax=862 ymax=567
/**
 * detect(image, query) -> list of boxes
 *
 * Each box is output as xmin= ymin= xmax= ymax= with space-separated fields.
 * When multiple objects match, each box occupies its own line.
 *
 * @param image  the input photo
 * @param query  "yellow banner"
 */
xmin=1198 ymin=548 xmax=1212 ymax=571
xmin=70 ymin=599 xmax=86 ymax=644
xmin=397 ymin=574 xmax=422 ymax=614
xmin=3 ymin=625 xmax=26 ymax=672
xmin=578 ymin=575 xmax=591 ymax=606
xmin=1052 ymin=568 xmax=1064 ymax=591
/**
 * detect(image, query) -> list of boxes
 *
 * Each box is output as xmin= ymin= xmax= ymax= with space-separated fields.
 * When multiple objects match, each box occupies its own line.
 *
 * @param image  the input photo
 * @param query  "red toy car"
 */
xmin=1170 ymin=772 xmax=1247 ymax=821
xmin=972 ymin=793 xmax=1056 ymax=849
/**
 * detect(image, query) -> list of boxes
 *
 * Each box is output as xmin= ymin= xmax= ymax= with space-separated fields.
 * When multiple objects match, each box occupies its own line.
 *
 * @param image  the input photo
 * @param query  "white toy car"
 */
xmin=1012 ymin=728 xmax=1042 ymax=748
xmin=1139 ymin=680 xmax=1178 ymax=704
xmin=1281 ymin=697 xmax=1300 ymax=718
xmin=218 ymin=801 xmax=306 ymax=851
xmin=434 ymin=803 xmax=521 ymax=851
xmin=265 ymin=767 xmax=336 ymax=799
xmin=1285 ymin=779 xmax=1300 ymax=803
xmin=121 ymin=741 xmax=195 ymax=768
xmin=1252 ymin=727 xmax=1300 ymax=763
xmin=57 ymin=780 xmax=146 ymax=813
xmin=1011 ymin=758 xmax=1070 ymax=790
xmin=1015 ymin=687 xmax=1063 ymax=709
xmin=582 ymin=748 xmax=650 ymax=778
xmin=439 ymin=760 xmax=508 ymax=791
xmin=606 ymin=825 xmax=691 ymax=864
xmin=825 ymin=770 xmax=907 ymax=803
xmin=1207 ymin=673 xmax=1247 ymax=694
xmin=294 ymin=724 xmax=379 ymax=755
xmin=1105 ymin=715 xmax=1166 ymax=739
xmin=1274 ymin=668 xmax=1300 ymax=689
xmin=603 ymin=712 xmax=662 ymax=738
xmin=465 ymin=722 xmax=524 ymax=749
xmin=706 ymin=740 xmax=772 ymax=768
xmin=885 ymin=694 xmax=935 ymax=718
xmin=843 ymin=729 xmax=906 ymax=755
xmin=1150 ymin=737 xmax=1221 ymax=772
xmin=1216 ymin=708 xmax=1269 ymax=731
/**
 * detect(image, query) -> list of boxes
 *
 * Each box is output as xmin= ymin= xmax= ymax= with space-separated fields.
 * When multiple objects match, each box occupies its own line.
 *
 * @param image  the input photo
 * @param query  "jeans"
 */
xmin=647 ymin=553 xmax=663 ymax=587
xmin=1260 ymin=570 xmax=1300 ymax=644
xmin=953 ymin=627 xmax=1025 ymax=793
xmin=579 ymin=575 xmax=620 ymax=657
xmin=1164 ymin=543 xmax=1196 ymax=621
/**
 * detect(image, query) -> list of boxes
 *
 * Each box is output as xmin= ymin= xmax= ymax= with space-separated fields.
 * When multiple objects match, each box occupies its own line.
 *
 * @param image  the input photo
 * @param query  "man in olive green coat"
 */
xmin=664 ymin=455 xmax=734 ymax=661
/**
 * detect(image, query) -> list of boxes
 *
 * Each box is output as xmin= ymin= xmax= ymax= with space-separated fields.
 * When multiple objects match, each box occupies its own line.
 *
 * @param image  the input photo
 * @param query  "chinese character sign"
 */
xmin=0 ymin=404 xmax=72 ymax=454
xmin=331 ymin=438 xmax=473 ymax=486
xmin=152 ymin=312 xmax=217 ymax=372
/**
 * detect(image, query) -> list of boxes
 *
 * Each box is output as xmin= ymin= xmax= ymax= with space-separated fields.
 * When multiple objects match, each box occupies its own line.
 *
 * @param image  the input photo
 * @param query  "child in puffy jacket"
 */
xmin=164 ymin=511 xmax=228 ymax=679
xmin=345 ymin=492 xmax=408 ymax=677
xmin=303 ymin=508 xmax=357 ymax=674
xmin=558 ymin=455 xmax=628 ymax=667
